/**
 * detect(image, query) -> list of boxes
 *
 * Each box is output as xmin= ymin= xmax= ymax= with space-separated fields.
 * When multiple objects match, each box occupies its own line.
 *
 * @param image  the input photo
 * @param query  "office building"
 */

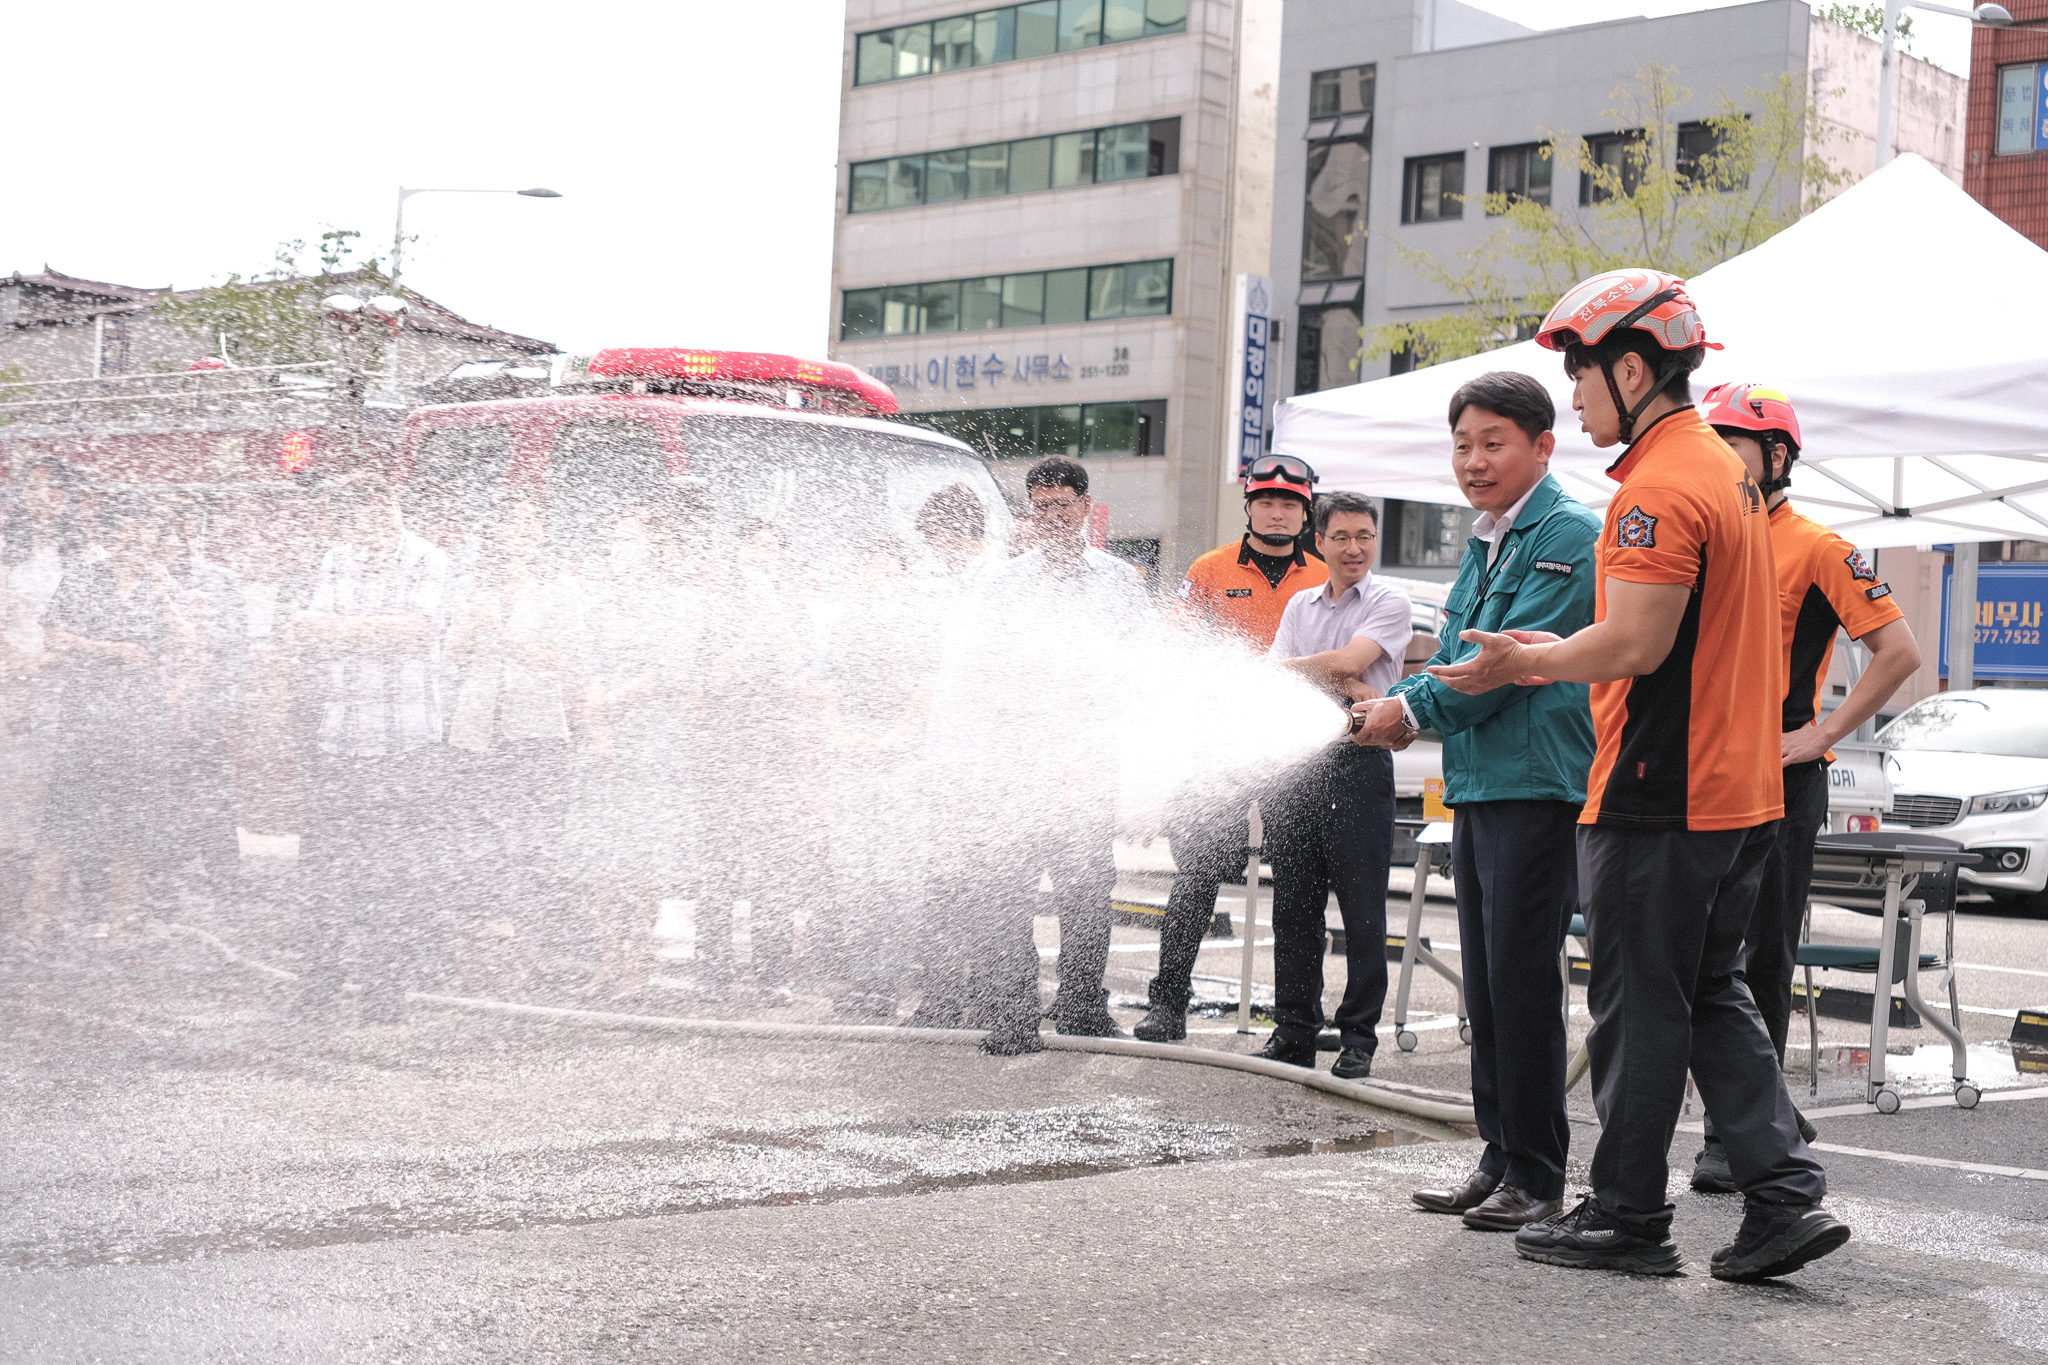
xmin=1272 ymin=0 xmax=1967 ymax=578
xmin=830 ymin=0 xmax=1280 ymax=574
xmin=1965 ymin=0 xmax=2048 ymax=247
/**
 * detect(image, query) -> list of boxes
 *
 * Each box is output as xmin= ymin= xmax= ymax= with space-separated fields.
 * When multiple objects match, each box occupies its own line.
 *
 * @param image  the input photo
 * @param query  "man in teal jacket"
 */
xmin=1352 ymin=371 xmax=1600 ymax=1231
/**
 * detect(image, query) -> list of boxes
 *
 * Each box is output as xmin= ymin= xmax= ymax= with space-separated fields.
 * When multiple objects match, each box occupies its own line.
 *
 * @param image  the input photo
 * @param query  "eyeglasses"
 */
xmin=1031 ymin=497 xmax=1086 ymax=513
xmin=1245 ymin=455 xmax=1314 ymax=486
xmin=1322 ymin=531 xmax=1377 ymax=547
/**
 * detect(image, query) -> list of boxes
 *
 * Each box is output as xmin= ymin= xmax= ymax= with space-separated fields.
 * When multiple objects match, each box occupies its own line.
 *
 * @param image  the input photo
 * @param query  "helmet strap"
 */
xmin=1245 ymin=518 xmax=1302 ymax=552
xmin=1607 ymin=351 xmax=1690 ymax=447
xmin=1758 ymin=440 xmax=1796 ymax=495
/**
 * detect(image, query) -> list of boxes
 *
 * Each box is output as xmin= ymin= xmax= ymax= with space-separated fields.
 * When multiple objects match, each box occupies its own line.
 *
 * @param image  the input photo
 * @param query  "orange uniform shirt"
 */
xmin=1176 ymin=536 xmax=1329 ymax=651
xmin=1770 ymin=502 xmax=1904 ymax=735
xmin=1581 ymin=409 xmax=1785 ymax=832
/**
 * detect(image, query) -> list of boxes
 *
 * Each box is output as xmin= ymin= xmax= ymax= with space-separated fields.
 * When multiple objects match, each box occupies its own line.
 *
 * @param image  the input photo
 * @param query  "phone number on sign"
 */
xmin=1975 ymin=628 xmax=2042 ymax=646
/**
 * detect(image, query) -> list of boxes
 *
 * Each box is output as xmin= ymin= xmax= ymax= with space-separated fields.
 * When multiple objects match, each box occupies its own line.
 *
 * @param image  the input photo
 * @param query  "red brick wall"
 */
xmin=1965 ymin=0 xmax=2048 ymax=247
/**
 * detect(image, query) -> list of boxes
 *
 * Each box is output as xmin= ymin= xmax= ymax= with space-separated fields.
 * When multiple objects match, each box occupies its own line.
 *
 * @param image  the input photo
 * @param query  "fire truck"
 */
xmin=0 ymin=348 xmax=1013 ymax=550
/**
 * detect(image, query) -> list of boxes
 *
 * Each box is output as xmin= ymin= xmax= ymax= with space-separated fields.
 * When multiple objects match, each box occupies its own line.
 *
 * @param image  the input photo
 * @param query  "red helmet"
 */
xmin=1243 ymin=454 xmax=1317 ymax=505
xmin=1701 ymin=381 xmax=1802 ymax=454
xmin=1704 ymin=380 xmax=1802 ymax=493
xmin=1535 ymin=268 xmax=1711 ymax=354
xmin=1538 ymin=268 xmax=1719 ymax=445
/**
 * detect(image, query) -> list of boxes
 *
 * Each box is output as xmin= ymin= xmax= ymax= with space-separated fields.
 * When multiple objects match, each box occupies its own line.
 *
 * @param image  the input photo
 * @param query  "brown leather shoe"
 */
xmin=1462 ymin=1183 xmax=1563 ymax=1231
xmin=1412 ymin=1170 xmax=1499 ymax=1215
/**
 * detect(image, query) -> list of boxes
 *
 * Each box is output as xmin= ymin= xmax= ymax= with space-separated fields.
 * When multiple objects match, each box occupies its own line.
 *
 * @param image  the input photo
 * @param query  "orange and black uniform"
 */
xmin=1144 ymin=536 xmax=1328 ymax=1024
xmin=1574 ymin=408 xmax=1825 ymax=1237
xmin=1734 ymin=505 xmax=1904 ymax=1062
xmin=1175 ymin=536 xmax=1328 ymax=650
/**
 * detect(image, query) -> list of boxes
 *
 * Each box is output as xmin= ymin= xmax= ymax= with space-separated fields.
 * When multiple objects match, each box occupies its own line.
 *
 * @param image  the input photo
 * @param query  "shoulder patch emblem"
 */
xmin=1615 ymin=506 xmax=1658 ymax=550
xmin=1176 ymin=578 xmax=1195 ymax=599
xmin=1866 ymin=583 xmax=1892 ymax=602
xmin=1533 ymin=560 xmax=1574 ymax=575
xmin=1845 ymin=550 xmax=1877 ymax=582
xmin=1224 ymin=588 xmax=1253 ymax=598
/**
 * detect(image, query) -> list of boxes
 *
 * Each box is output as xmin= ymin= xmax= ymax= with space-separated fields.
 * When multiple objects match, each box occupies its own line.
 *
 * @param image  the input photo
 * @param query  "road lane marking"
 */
xmin=1810 ymin=1141 xmax=2048 ymax=1182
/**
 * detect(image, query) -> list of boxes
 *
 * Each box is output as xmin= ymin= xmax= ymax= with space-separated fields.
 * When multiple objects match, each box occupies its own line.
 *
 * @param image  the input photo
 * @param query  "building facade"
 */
xmin=1268 ymin=0 xmax=1967 ymax=579
xmin=0 ymin=268 xmax=553 ymax=392
xmin=1964 ymin=0 xmax=2048 ymax=247
xmin=829 ymin=0 xmax=1280 ymax=576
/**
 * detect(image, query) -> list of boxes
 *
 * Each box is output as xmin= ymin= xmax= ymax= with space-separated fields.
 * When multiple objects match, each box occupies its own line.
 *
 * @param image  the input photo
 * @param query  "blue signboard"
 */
xmin=1230 ymin=274 xmax=1270 ymax=479
xmin=1940 ymin=563 xmax=2048 ymax=679
xmin=2039 ymin=62 xmax=2048 ymax=150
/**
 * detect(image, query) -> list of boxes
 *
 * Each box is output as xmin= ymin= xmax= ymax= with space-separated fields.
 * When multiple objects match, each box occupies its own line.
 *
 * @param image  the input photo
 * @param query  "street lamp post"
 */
xmin=389 ymin=186 xmax=562 ymax=289
xmin=1873 ymin=2 xmax=2012 ymax=169
xmin=384 ymin=185 xmax=561 ymax=392
xmin=1870 ymin=1 xmax=2011 ymax=691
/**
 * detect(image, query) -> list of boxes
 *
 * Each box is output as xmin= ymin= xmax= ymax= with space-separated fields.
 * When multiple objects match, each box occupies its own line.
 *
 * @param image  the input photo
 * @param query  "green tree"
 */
xmin=1364 ymin=64 xmax=1854 ymax=371
xmin=1821 ymin=3 xmax=1915 ymax=50
xmin=156 ymin=229 xmax=386 ymax=367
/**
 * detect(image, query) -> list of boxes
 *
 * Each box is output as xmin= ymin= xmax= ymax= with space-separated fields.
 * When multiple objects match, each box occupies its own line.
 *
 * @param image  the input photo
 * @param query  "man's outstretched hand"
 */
xmin=1426 ymin=629 xmax=1563 ymax=694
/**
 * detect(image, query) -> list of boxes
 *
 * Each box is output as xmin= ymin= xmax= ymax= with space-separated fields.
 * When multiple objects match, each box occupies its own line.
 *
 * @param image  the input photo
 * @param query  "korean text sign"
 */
xmin=1940 ymin=563 xmax=2048 ymax=679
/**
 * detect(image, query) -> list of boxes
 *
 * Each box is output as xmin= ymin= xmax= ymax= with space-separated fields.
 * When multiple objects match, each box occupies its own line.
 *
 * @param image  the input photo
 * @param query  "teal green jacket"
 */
xmin=1389 ymin=474 xmax=1600 ymax=807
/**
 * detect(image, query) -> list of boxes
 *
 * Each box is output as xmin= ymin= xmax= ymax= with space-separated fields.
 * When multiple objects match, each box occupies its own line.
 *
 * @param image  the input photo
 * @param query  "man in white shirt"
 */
xmin=1258 ymin=491 xmax=1412 ymax=1080
xmin=290 ymin=475 xmax=452 ymax=1024
xmin=927 ymin=457 xmax=1148 ymax=1056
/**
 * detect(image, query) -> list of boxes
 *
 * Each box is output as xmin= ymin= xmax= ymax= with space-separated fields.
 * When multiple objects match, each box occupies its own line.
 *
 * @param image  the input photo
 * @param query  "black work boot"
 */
xmin=1691 ymin=1137 xmax=1737 ymax=1193
xmin=1514 ymin=1195 xmax=1683 ymax=1276
xmin=1710 ymin=1201 xmax=1850 ymax=1282
xmin=1253 ymin=1034 xmax=1317 ymax=1068
xmin=1132 ymin=1005 xmax=1186 ymax=1042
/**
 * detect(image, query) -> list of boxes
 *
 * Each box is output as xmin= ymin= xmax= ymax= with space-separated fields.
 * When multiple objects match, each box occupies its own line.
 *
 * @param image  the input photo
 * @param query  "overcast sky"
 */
xmin=2 ymin=0 xmax=1976 ymax=363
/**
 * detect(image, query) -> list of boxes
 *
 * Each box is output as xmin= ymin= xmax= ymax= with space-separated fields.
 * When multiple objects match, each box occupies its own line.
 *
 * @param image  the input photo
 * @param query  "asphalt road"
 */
xmin=4 ymin=914 xmax=2046 ymax=1364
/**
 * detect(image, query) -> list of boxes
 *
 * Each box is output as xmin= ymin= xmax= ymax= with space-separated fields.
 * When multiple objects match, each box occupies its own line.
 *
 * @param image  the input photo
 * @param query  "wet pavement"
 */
xmin=4 ymin=884 xmax=2046 ymax=1362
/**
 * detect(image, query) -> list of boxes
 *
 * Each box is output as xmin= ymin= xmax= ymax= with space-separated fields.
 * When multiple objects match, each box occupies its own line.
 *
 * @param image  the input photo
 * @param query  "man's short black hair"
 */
xmin=1449 ymin=371 xmax=1555 ymax=443
xmin=1024 ymin=456 xmax=1088 ymax=497
xmin=1563 ymin=330 xmax=1704 ymax=405
xmin=1314 ymin=490 xmax=1379 ymax=535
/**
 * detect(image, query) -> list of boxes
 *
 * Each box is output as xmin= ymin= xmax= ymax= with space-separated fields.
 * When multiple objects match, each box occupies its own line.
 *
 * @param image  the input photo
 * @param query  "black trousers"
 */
xmin=1266 ymin=743 xmax=1395 ymax=1051
xmin=1579 ymin=823 xmax=1827 ymax=1235
xmin=933 ymin=817 xmax=1116 ymax=1031
xmin=1453 ymin=800 xmax=1577 ymax=1202
xmin=298 ymin=750 xmax=456 ymax=1010
xmin=1147 ymin=780 xmax=1258 ymax=1015
xmin=1744 ymin=759 xmax=1831 ymax=1059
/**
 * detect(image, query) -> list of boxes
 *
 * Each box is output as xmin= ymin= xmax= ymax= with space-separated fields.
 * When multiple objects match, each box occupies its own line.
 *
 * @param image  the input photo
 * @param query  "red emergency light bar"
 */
xmin=575 ymin=348 xmax=898 ymax=417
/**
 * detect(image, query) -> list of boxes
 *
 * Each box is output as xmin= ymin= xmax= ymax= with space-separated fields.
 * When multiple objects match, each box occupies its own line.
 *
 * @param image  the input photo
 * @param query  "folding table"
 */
xmin=1389 ymin=820 xmax=1469 ymax=1051
xmin=1808 ymin=832 xmax=1981 ymax=1112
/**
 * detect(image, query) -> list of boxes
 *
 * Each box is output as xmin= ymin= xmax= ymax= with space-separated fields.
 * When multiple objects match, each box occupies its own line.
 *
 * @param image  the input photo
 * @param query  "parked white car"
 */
xmin=1869 ymin=688 xmax=2048 ymax=913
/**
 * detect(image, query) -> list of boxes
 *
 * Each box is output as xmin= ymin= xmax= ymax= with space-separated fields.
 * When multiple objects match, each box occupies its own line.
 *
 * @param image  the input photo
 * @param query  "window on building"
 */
xmin=906 ymin=399 xmax=1167 ymax=458
xmin=1303 ymin=137 xmax=1371 ymax=279
xmin=1402 ymin=153 xmax=1464 ymax=223
xmin=841 ymin=260 xmax=1174 ymax=339
xmin=849 ymin=118 xmax=1182 ymax=212
xmin=1580 ymin=129 xmax=1646 ymax=205
xmin=1310 ymin=64 xmax=1375 ymax=120
xmin=96 ymin=315 xmax=128 ymax=376
xmin=853 ymin=0 xmax=1186 ymax=86
xmin=1293 ymin=303 xmax=1361 ymax=396
xmin=1486 ymin=142 xmax=1552 ymax=209
xmin=1998 ymin=63 xmax=2047 ymax=156
xmin=1383 ymin=499 xmax=1478 ymax=569
xmin=1675 ymin=119 xmax=1745 ymax=188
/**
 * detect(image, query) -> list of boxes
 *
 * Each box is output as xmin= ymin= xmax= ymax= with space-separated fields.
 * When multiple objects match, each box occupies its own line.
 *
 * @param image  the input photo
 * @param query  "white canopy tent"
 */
xmin=1273 ymin=155 xmax=2048 ymax=551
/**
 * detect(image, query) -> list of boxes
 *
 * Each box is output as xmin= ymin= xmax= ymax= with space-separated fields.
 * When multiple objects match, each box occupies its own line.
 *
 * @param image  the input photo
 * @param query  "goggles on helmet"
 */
xmin=1244 ymin=455 xmax=1317 ymax=495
